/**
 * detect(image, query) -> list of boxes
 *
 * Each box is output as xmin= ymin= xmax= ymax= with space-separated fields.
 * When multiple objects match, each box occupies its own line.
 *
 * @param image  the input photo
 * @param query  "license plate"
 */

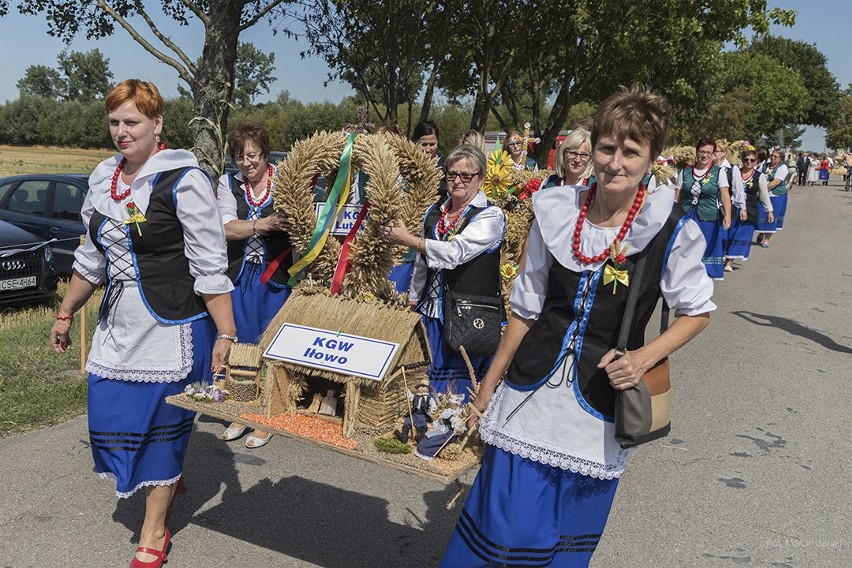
xmin=0 ymin=276 xmax=37 ymax=291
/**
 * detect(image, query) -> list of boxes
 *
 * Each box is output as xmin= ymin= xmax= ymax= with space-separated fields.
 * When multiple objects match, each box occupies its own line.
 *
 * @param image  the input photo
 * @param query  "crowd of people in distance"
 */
xmin=793 ymin=150 xmax=841 ymax=187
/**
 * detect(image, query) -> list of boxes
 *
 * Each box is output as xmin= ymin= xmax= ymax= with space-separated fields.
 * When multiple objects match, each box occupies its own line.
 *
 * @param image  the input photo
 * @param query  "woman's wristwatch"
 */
xmin=216 ymin=333 xmax=238 ymax=343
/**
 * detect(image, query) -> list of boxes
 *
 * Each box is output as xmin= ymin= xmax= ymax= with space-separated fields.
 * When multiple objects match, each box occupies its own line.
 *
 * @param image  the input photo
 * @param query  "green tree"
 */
xmin=298 ymin=0 xmax=449 ymax=127
xmin=437 ymin=0 xmax=795 ymax=166
xmin=55 ymin=49 xmax=114 ymax=101
xmin=691 ymin=52 xmax=809 ymax=143
xmin=232 ymin=42 xmax=276 ymax=108
xmin=177 ymin=42 xmax=277 ymax=107
xmin=17 ymin=49 xmax=113 ymax=101
xmin=826 ymin=86 xmax=852 ymax=150
xmin=162 ymin=97 xmax=197 ymax=149
xmin=56 ymin=48 xmax=114 ymax=101
xmin=779 ymin=125 xmax=806 ymax=149
xmin=17 ymin=0 xmax=294 ymax=177
xmin=747 ymin=35 xmax=840 ymax=128
xmin=17 ymin=65 xmax=63 ymax=98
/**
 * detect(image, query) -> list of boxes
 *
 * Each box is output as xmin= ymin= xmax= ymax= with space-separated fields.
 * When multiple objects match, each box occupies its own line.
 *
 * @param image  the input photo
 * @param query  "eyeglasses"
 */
xmin=697 ymin=151 xmax=714 ymax=157
xmin=446 ymin=171 xmax=479 ymax=182
xmin=743 ymin=158 xmax=757 ymax=163
xmin=507 ymin=141 xmax=523 ymax=147
xmin=565 ymin=150 xmax=591 ymax=161
xmin=236 ymin=152 xmax=262 ymax=162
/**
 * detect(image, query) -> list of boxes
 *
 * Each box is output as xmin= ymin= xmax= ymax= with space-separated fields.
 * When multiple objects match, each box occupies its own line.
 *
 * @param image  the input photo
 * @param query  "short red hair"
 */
xmin=105 ymin=79 xmax=164 ymax=118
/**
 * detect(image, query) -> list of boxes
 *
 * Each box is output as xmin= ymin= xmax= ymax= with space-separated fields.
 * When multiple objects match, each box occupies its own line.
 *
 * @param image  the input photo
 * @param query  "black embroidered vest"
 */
xmin=505 ymin=204 xmax=687 ymax=418
xmin=422 ymin=200 xmax=502 ymax=299
xmin=742 ymin=170 xmax=764 ymax=222
xmin=225 ymin=174 xmax=293 ymax=287
xmin=90 ymin=167 xmax=208 ymax=323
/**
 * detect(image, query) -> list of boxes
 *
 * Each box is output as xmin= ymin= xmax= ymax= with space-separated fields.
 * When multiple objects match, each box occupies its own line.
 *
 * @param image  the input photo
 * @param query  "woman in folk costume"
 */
xmin=382 ymin=144 xmax=506 ymax=402
xmin=541 ymin=128 xmax=595 ymax=190
xmin=818 ymin=154 xmax=831 ymax=185
xmin=724 ymin=149 xmax=773 ymax=266
xmin=675 ymin=137 xmax=732 ymax=280
xmin=504 ymin=129 xmax=539 ymax=171
xmin=440 ymin=85 xmax=714 ymax=568
xmin=756 ymin=149 xmax=789 ymax=248
xmin=216 ymin=122 xmax=292 ymax=449
xmin=49 ymin=79 xmax=236 ymax=568
xmin=714 ymin=141 xmax=744 ymax=272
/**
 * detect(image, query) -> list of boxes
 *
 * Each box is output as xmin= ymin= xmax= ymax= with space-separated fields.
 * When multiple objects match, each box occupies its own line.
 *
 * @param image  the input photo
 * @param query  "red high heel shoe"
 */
xmin=129 ymin=527 xmax=170 ymax=568
xmin=164 ymin=477 xmax=187 ymax=526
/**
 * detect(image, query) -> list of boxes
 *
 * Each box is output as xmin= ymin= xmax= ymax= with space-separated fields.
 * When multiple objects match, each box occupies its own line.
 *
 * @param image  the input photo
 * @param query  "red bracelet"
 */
xmin=54 ymin=313 xmax=74 ymax=321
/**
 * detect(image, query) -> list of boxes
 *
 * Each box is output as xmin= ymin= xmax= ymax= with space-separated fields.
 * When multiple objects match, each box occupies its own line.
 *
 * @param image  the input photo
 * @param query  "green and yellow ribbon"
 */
xmin=287 ymin=132 xmax=357 ymax=285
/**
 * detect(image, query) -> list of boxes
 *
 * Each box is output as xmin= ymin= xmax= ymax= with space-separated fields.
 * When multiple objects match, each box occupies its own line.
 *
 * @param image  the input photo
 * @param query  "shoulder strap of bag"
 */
xmin=616 ymin=253 xmax=670 ymax=351
xmin=616 ymin=254 xmax=646 ymax=352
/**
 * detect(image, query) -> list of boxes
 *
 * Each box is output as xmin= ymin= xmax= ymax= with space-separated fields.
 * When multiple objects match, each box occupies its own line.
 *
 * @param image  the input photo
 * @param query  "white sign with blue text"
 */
xmin=263 ymin=323 xmax=399 ymax=381
xmin=314 ymin=203 xmax=368 ymax=236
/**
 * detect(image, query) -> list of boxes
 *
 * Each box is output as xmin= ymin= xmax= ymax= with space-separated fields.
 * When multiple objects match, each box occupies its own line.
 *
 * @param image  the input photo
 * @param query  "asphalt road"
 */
xmin=1 ymin=178 xmax=850 ymax=568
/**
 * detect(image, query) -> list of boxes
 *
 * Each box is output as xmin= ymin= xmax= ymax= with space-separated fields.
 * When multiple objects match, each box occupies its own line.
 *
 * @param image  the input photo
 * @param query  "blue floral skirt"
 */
xmin=440 ymin=444 xmax=620 ymax=567
xmin=88 ymin=317 xmax=215 ymax=498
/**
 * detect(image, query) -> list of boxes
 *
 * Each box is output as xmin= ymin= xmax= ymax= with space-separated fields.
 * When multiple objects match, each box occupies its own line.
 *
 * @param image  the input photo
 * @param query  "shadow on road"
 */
xmin=109 ymin=421 xmax=459 ymax=567
xmin=732 ymin=310 xmax=852 ymax=354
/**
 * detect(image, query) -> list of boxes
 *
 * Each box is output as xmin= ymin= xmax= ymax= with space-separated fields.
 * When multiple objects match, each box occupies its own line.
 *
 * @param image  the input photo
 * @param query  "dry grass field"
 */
xmin=0 ymin=280 xmax=103 ymax=437
xmin=0 ymin=144 xmax=112 ymax=177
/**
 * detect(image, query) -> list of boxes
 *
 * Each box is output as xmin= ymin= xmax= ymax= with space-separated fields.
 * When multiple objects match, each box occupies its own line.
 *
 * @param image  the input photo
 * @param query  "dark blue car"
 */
xmin=0 ymin=220 xmax=59 ymax=304
xmin=0 ymin=174 xmax=89 ymax=274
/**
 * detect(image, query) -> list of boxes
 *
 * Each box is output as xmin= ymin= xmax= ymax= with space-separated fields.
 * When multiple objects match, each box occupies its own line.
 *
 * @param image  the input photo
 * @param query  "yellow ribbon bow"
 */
xmin=603 ymin=263 xmax=629 ymax=294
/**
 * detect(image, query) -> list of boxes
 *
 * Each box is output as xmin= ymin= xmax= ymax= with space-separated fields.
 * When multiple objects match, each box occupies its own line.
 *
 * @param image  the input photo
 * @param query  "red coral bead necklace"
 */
xmin=437 ymin=206 xmax=465 ymax=237
xmin=571 ymin=182 xmax=645 ymax=264
xmin=691 ymin=162 xmax=712 ymax=180
xmin=244 ymin=164 xmax=274 ymax=208
xmin=110 ymin=140 xmax=166 ymax=203
xmin=110 ymin=157 xmax=130 ymax=202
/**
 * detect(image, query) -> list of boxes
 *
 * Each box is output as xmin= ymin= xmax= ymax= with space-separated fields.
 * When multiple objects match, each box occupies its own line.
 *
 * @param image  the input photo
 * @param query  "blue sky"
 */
xmin=0 ymin=0 xmax=848 ymax=151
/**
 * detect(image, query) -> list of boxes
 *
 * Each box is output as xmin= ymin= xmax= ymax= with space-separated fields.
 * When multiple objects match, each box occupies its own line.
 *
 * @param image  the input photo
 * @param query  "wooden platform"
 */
xmin=166 ymin=394 xmax=480 ymax=485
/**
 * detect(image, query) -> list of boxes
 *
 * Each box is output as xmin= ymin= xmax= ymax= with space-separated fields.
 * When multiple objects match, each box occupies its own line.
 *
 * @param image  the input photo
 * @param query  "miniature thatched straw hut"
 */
xmin=258 ymin=287 xmax=430 ymax=436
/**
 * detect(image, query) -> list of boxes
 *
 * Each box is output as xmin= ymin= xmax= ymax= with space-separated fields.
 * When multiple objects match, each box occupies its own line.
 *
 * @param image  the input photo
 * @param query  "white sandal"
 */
xmin=222 ymin=424 xmax=247 ymax=441
xmin=245 ymin=432 xmax=272 ymax=448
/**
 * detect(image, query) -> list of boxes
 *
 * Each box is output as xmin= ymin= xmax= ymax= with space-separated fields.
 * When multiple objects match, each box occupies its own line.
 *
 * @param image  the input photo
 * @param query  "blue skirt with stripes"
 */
xmin=232 ymin=260 xmax=290 ymax=343
xmin=724 ymin=207 xmax=755 ymax=260
xmin=88 ymin=317 xmax=215 ymax=498
xmin=690 ymin=210 xmax=726 ymax=280
xmin=772 ymin=193 xmax=788 ymax=230
xmin=424 ymin=315 xmax=492 ymax=403
xmin=756 ymin=199 xmax=776 ymax=233
xmin=440 ymin=444 xmax=619 ymax=567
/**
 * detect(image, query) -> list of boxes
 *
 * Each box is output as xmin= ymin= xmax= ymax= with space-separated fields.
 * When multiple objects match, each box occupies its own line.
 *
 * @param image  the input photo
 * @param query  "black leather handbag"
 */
xmin=443 ymin=290 xmax=504 ymax=357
